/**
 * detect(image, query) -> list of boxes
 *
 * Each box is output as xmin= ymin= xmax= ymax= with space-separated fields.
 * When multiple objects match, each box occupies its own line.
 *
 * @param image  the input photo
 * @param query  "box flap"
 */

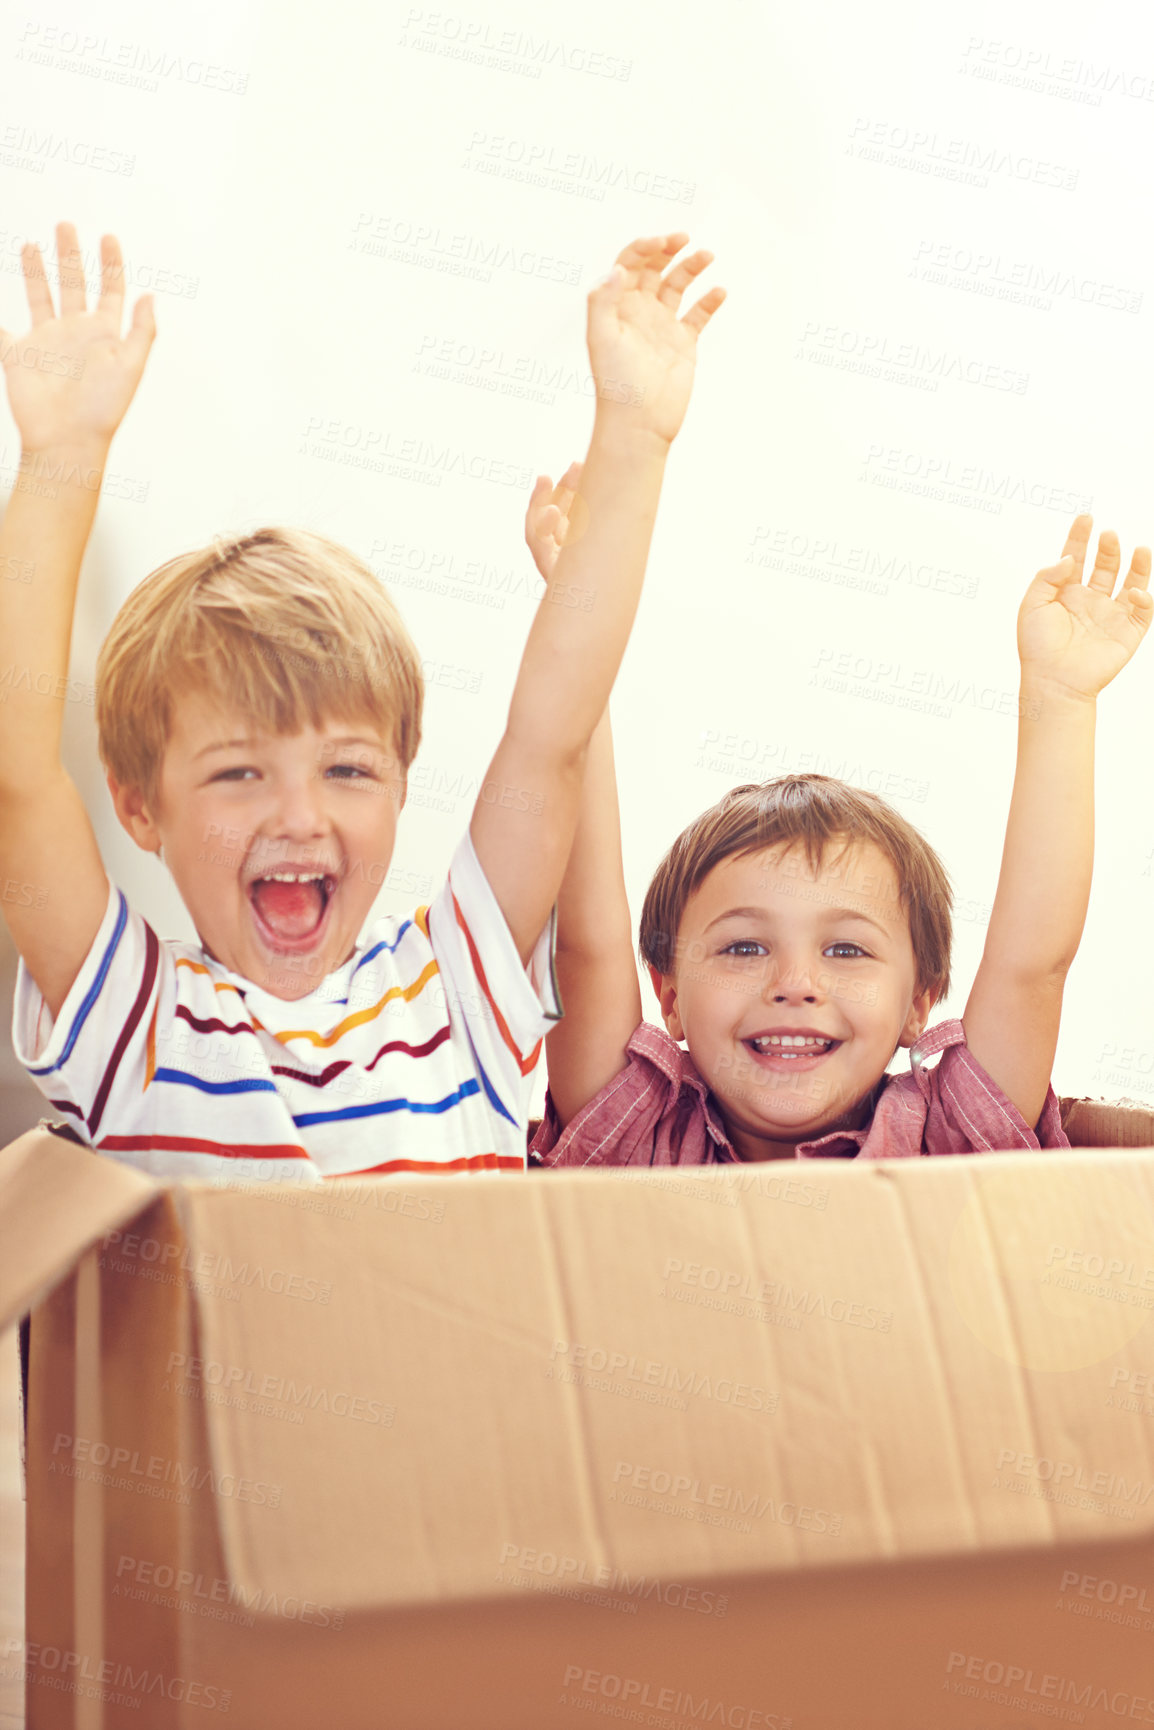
xmin=1062 ymin=1095 xmax=1154 ymax=1148
xmin=171 ymin=1150 xmax=1154 ymax=1614
xmin=0 ymin=1126 xmax=162 ymax=1332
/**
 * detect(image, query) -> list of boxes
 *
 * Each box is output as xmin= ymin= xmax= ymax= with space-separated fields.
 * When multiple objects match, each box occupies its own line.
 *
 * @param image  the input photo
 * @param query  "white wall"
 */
xmin=2 ymin=0 xmax=1152 ymax=1132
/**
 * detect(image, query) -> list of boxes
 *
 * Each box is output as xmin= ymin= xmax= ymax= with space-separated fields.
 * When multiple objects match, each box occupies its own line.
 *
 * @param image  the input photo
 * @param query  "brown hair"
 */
xmin=638 ymin=775 xmax=952 ymax=1001
xmin=96 ymin=527 xmax=424 ymax=806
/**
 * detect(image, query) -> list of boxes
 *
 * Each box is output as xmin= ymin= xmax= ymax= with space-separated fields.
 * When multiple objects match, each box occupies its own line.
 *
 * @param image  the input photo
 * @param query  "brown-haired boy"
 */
xmin=525 ymin=471 xmax=1150 ymax=1164
xmin=0 ymin=224 xmax=724 ymax=1181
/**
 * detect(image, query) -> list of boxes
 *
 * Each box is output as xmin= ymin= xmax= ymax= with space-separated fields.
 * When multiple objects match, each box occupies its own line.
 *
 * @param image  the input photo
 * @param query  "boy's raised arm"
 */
xmin=469 ymin=233 xmax=724 ymax=967
xmin=0 ymin=223 xmax=155 ymax=1018
xmin=963 ymin=516 xmax=1152 ymax=1127
xmin=524 ymin=466 xmax=642 ymax=1127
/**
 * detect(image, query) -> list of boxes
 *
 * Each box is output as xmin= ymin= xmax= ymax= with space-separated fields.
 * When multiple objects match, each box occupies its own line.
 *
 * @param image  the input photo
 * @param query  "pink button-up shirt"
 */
xmin=530 ymin=1019 xmax=1069 ymax=1167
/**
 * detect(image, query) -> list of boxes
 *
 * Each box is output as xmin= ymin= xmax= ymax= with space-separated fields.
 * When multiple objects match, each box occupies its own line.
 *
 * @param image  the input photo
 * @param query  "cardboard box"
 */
xmin=4 ymin=1102 xmax=1154 ymax=1730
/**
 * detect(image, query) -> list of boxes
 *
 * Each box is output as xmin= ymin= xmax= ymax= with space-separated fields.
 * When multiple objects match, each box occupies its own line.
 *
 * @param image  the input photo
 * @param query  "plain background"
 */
xmin=1 ymin=0 xmax=1152 ymax=1138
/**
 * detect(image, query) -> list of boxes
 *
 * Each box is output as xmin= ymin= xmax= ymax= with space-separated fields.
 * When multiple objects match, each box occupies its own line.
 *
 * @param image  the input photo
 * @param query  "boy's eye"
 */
xmin=211 ymin=767 xmax=258 ymax=782
xmin=825 ymin=941 xmax=868 ymax=959
xmin=325 ymin=763 xmax=374 ymax=780
xmin=720 ymin=940 xmax=766 ymax=958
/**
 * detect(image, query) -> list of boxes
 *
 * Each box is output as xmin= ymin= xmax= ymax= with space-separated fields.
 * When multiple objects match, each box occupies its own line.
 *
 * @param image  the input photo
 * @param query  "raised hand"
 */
xmin=586 ymin=233 xmax=725 ymax=448
xmin=524 ymin=461 xmax=584 ymax=582
xmin=0 ymin=222 xmax=155 ymax=455
xmin=1018 ymin=515 xmax=1153 ymax=701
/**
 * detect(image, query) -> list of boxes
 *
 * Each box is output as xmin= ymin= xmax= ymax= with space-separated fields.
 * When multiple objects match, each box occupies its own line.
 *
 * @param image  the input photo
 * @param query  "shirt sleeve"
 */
xmin=426 ymin=829 xmax=561 ymax=1122
xmin=530 ymin=1024 xmax=717 ymax=1168
xmin=864 ymin=1020 xmax=1071 ymax=1158
xmin=11 ymin=882 xmax=162 ymax=1145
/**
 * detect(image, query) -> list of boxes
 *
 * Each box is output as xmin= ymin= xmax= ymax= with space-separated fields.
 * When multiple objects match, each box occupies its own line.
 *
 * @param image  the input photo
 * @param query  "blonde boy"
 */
xmin=525 ymin=473 xmax=1150 ymax=1165
xmin=0 ymin=224 xmax=723 ymax=1180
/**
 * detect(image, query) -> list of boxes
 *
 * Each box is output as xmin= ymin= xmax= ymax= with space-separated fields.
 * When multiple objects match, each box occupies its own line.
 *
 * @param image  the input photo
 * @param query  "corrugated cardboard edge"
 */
xmin=1060 ymin=1095 xmax=1154 ymax=1148
xmin=0 ymin=1127 xmax=162 ymax=1334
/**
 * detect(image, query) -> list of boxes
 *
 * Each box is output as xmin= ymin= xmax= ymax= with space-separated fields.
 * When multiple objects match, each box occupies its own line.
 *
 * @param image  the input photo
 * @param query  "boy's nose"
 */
xmin=765 ymin=959 xmax=825 ymax=1005
xmin=267 ymin=781 xmax=331 ymax=842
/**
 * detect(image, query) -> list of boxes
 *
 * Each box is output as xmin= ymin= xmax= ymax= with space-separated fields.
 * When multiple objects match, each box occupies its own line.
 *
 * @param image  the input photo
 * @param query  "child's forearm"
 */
xmin=546 ymin=706 xmax=644 ymax=1126
xmin=555 ymin=709 xmax=631 ymax=954
xmin=502 ymin=418 xmax=667 ymax=770
xmin=0 ymin=439 xmax=110 ymax=797
xmin=981 ymin=677 xmax=1095 ymax=984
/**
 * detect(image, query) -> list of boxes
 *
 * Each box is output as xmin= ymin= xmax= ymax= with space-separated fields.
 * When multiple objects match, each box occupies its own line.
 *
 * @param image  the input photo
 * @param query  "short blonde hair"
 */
xmin=639 ymin=775 xmax=953 ymax=1003
xmin=96 ymin=527 xmax=424 ymax=804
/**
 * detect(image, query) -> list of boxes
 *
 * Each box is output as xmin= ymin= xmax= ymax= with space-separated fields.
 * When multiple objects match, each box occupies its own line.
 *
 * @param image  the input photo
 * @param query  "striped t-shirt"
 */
xmin=13 ymin=832 xmax=560 ymax=1183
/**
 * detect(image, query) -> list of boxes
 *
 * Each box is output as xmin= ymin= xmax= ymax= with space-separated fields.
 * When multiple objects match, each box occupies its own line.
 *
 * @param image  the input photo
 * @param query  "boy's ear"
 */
xmin=107 ymin=773 xmax=163 ymax=854
xmin=897 ymin=985 xmax=936 ymax=1049
xmin=648 ymin=964 xmax=685 ymax=1043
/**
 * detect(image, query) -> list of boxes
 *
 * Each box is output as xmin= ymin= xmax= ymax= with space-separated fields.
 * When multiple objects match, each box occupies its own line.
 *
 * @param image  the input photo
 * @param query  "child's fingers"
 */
xmin=55 ymin=222 xmax=86 ymax=317
xmin=123 ymin=294 xmax=156 ymax=367
xmin=658 ymin=249 xmax=714 ymax=310
xmin=1086 ymin=529 xmax=1121 ymax=596
xmin=681 ymin=284 xmax=728 ymax=338
xmin=525 ymin=475 xmax=554 ymax=541
xmin=1030 ymin=554 xmax=1077 ymax=598
xmin=98 ymin=234 xmax=125 ymax=326
xmin=612 ymin=233 xmax=688 ymax=293
xmin=1120 ymin=545 xmax=1152 ymax=595
xmin=1058 ymin=513 xmax=1092 ymax=579
xmin=558 ymin=459 xmax=583 ymax=489
xmin=20 ymin=243 xmax=54 ymax=326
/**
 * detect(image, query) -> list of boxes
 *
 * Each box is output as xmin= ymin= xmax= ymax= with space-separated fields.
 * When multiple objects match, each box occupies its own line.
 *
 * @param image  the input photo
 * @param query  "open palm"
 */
xmin=587 ymin=234 xmax=725 ymax=446
xmin=1018 ymin=515 xmax=1152 ymax=700
xmin=0 ymin=222 xmax=155 ymax=454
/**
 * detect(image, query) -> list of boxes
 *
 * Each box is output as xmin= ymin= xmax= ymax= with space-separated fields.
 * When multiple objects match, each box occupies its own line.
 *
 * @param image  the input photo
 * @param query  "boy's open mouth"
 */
xmin=248 ymin=871 xmax=338 ymax=949
xmin=743 ymin=1033 xmax=840 ymax=1070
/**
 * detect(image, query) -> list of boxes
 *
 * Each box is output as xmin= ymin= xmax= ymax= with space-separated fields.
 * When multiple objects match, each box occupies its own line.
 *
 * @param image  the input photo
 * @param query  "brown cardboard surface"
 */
xmin=0 ymin=1129 xmax=159 ymax=1335
xmin=9 ymin=1118 xmax=1154 ymax=1729
xmin=1062 ymin=1095 xmax=1154 ymax=1149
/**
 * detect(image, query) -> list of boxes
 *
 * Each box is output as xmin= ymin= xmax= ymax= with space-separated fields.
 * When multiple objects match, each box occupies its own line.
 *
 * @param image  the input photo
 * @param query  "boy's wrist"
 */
xmin=21 ymin=437 xmax=112 ymax=466
xmin=588 ymin=412 xmax=672 ymax=464
xmin=18 ymin=440 xmax=113 ymax=496
xmin=1018 ymin=671 xmax=1098 ymax=719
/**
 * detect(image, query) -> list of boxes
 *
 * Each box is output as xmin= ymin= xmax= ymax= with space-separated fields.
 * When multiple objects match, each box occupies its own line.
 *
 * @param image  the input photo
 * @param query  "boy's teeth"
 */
xmin=750 ymin=1035 xmax=832 ymax=1052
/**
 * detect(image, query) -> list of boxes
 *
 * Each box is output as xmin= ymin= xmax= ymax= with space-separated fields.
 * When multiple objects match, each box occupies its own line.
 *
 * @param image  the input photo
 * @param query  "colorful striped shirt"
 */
xmin=13 ymin=833 xmax=560 ymax=1183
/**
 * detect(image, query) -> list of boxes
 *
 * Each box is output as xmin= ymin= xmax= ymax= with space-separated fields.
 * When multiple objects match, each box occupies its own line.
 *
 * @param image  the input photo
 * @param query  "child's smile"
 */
xmin=653 ymin=840 xmax=934 ymax=1159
